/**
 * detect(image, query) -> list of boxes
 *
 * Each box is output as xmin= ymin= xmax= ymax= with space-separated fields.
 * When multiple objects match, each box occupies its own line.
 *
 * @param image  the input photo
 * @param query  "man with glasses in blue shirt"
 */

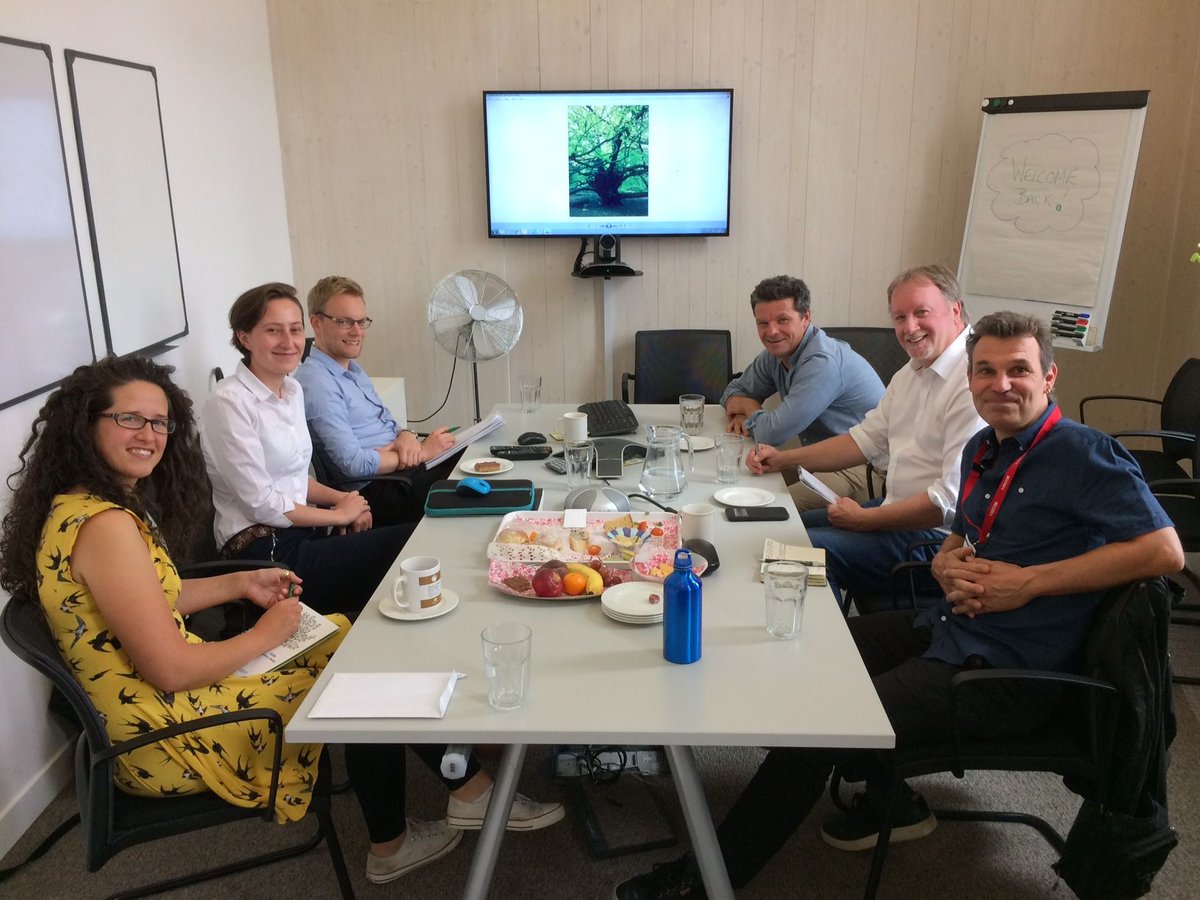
xmin=295 ymin=275 xmax=457 ymax=525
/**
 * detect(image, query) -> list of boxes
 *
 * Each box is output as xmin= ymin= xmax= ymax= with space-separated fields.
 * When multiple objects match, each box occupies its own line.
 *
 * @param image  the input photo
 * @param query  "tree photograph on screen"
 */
xmin=567 ymin=104 xmax=648 ymax=217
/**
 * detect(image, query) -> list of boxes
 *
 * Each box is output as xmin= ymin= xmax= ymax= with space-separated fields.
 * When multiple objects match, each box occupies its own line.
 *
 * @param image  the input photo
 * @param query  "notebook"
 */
xmin=758 ymin=539 xmax=827 ymax=586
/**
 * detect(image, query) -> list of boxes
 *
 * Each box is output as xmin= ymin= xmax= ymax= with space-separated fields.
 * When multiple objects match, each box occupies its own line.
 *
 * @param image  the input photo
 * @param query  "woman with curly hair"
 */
xmin=0 ymin=355 xmax=342 ymax=821
xmin=0 ymin=356 xmax=561 ymax=883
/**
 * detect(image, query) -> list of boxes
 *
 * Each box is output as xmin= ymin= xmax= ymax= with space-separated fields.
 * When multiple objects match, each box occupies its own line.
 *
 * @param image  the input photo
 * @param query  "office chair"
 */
xmin=620 ymin=330 xmax=734 ymax=404
xmin=0 ymin=598 xmax=355 ymax=900
xmin=822 ymin=327 xmax=910 ymax=386
xmin=838 ymin=577 xmax=1174 ymax=900
xmin=1079 ymin=357 xmax=1200 ymax=485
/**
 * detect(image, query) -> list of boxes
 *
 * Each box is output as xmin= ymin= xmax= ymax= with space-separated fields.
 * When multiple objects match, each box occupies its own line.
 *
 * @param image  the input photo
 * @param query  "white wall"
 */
xmin=0 ymin=1 xmax=293 ymax=857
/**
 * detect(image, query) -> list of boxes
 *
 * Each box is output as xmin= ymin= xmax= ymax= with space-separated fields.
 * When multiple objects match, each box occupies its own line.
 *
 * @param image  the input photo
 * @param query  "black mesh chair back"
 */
xmin=0 ymin=597 xmax=354 ymax=898
xmin=821 ymin=327 xmax=909 ymax=386
xmin=621 ymin=329 xmax=733 ymax=404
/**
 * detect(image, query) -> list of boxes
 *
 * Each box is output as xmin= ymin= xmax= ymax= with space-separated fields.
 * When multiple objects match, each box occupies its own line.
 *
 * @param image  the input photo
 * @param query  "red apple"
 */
xmin=531 ymin=565 xmax=565 ymax=598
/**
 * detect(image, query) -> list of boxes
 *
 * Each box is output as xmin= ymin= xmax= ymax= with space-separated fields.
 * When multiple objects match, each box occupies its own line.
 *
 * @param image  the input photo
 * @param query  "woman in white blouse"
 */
xmin=201 ymin=282 xmax=414 ymax=617
xmin=201 ymin=283 xmax=564 ymax=881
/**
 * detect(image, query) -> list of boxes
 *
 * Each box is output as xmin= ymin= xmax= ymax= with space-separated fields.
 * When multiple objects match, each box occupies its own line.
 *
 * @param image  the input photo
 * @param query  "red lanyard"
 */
xmin=961 ymin=406 xmax=1061 ymax=546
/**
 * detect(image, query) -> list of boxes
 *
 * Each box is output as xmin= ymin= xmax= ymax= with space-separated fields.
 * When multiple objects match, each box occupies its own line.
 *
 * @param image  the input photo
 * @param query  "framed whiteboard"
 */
xmin=958 ymin=91 xmax=1149 ymax=351
xmin=0 ymin=36 xmax=94 ymax=410
xmin=65 ymin=50 xmax=188 ymax=357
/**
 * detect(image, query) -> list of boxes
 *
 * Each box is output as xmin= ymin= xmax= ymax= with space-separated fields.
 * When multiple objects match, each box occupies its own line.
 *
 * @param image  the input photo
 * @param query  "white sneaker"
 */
xmin=446 ymin=785 xmax=565 ymax=831
xmin=364 ymin=819 xmax=463 ymax=884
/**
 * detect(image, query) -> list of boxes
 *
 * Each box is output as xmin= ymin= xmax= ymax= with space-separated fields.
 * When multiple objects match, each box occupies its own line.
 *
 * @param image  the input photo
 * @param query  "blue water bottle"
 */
xmin=663 ymin=548 xmax=702 ymax=664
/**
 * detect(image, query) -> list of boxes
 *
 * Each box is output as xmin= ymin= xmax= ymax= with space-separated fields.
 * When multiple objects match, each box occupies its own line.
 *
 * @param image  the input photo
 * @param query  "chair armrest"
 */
xmin=1149 ymin=477 xmax=1198 ymax=493
xmin=947 ymin=668 xmax=1117 ymax=772
xmin=92 ymin=707 xmax=286 ymax=814
xmin=1078 ymin=394 xmax=1160 ymax=425
xmin=621 ymin=373 xmax=634 ymax=403
xmin=326 ymin=471 xmax=416 ymax=490
xmin=1108 ymin=429 xmax=1194 ymax=446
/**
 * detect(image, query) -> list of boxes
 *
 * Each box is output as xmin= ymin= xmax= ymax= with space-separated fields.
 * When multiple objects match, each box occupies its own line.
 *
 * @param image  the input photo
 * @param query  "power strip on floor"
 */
xmin=554 ymin=746 xmax=665 ymax=779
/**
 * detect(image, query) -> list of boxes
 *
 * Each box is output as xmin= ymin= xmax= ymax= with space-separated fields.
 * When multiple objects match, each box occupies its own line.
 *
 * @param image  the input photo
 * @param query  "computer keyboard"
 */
xmin=490 ymin=445 xmax=554 ymax=461
xmin=578 ymin=399 xmax=639 ymax=437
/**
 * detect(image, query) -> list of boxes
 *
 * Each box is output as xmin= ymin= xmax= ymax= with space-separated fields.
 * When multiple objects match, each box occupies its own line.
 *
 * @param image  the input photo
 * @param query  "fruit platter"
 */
xmin=490 ymin=556 xmax=632 ymax=600
xmin=487 ymin=511 xmax=681 ymax=600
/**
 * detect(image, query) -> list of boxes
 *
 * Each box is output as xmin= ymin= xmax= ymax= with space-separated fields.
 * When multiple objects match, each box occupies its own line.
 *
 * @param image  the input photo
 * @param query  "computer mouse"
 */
xmin=456 ymin=477 xmax=492 ymax=496
xmin=683 ymin=538 xmax=720 ymax=576
xmin=518 ymin=431 xmax=548 ymax=446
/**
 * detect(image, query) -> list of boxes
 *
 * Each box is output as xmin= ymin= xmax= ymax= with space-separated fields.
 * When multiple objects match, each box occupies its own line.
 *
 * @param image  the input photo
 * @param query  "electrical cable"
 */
xmin=407 ymin=332 xmax=461 ymax=423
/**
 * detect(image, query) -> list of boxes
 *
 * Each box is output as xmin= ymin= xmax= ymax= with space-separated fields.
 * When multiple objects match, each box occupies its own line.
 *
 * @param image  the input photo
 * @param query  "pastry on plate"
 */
xmin=496 ymin=528 xmax=529 ymax=544
xmin=473 ymin=460 xmax=503 ymax=473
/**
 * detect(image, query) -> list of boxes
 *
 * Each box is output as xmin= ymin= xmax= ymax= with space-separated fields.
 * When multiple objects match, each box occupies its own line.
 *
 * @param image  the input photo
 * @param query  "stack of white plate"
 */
xmin=601 ymin=582 xmax=664 ymax=625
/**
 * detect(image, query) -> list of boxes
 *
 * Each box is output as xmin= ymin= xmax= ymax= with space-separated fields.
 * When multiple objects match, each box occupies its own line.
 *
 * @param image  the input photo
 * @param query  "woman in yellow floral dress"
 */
xmin=1 ymin=356 xmax=345 ymax=822
xmin=0 ymin=356 xmax=562 ymax=884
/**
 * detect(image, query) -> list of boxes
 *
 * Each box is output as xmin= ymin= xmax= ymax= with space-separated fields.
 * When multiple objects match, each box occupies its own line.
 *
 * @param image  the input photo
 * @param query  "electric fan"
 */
xmin=427 ymin=269 xmax=524 ymax=422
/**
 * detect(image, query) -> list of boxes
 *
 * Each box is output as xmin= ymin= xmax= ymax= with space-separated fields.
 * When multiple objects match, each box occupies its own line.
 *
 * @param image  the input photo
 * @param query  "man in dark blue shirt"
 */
xmin=615 ymin=311 xmax=1184 ymax=900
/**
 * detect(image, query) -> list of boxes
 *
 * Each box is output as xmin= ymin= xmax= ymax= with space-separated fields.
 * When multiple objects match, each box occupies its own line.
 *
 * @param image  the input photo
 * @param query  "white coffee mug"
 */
xmin=394 ymin=555 xmax=443 ymax=611
xmin=680 ymin=502 xmax=716 ymax=543
xmin=559 ymin=411 xmax=588 ymax=443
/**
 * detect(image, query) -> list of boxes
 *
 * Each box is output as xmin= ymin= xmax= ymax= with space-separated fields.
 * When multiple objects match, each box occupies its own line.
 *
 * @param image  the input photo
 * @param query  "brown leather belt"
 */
xmin=220 ymin=524 xmax=276 ymax=559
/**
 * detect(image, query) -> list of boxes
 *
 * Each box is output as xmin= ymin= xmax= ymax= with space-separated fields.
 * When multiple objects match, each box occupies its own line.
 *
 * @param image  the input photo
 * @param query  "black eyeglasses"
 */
xmin=316 ymin=311 xmax=373 ymax=330
xmin=97 ymin=412 xmax=176 ymax=435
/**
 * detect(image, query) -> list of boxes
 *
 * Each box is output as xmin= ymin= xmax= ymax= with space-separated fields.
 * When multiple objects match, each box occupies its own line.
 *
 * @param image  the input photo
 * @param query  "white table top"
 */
xmin=286 ymin=404 xmax=894 ymax=750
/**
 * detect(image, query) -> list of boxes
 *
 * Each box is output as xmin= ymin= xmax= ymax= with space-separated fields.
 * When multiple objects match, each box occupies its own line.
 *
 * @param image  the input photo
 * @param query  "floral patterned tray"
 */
xmin=486 ymin=511 xmax=679 ymax=564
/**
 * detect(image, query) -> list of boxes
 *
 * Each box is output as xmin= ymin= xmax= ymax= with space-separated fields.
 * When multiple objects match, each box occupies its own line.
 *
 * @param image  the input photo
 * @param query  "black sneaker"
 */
xmin=820 ymin=791 xmax=937 ymax=852
xmin=613 ymin=854 xmax=707 ymax=900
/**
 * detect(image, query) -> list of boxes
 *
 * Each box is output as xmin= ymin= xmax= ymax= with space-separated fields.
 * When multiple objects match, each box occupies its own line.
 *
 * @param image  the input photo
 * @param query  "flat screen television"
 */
xmin=484 ymin=89 xmax=733 ymax=238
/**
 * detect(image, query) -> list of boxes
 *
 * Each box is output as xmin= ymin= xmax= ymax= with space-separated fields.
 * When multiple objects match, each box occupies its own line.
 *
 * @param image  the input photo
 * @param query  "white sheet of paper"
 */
xmin=796 ymin=467 xmax=840 ymax=505
xmin=308 ymin=672 xmax=462 ymax=719
xmin=562 ymin=507 xmax=588 ymax=528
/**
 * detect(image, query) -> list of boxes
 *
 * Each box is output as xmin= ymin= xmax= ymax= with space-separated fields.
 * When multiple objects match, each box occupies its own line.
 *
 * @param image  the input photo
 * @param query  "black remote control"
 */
xmin=490 ymin=444 xmax=554 ymax=461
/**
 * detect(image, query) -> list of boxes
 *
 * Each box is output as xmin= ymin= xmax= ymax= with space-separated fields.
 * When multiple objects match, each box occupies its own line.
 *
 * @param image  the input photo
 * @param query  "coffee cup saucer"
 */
xmin=379 ymin=589 xmax=459 ymax=621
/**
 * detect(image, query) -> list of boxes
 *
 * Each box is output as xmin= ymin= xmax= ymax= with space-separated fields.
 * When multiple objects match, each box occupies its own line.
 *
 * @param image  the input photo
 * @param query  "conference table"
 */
xmin=286 ymin=404 xmax=894 ymax=899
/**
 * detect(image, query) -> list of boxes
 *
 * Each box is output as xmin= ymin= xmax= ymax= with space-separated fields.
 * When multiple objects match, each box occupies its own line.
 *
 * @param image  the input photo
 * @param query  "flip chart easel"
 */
xmin=957 ymin=91 xmax=1149 ymax=351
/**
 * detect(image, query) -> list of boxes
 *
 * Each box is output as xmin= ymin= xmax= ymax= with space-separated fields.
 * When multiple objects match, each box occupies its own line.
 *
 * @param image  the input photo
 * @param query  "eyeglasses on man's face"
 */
xmin=316 ymin=311 xmax=373 ymax=330
xmin=97 ymin=412 xmax=176 ymax=435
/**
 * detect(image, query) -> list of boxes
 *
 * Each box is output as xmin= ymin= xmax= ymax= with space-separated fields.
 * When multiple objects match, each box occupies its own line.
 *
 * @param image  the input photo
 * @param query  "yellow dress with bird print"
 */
xmin=37 ymin=493 xmax=348 ymax=823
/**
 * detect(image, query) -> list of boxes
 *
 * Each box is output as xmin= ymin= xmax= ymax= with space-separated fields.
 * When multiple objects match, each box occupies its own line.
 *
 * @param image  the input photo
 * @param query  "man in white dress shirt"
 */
xmin=749 ymin=264 xmax=985 ymax=605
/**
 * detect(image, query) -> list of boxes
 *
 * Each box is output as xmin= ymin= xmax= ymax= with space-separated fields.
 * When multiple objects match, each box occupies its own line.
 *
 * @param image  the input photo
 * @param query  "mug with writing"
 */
xmin=559 ymin=411 xmax=588 ymax=443
xmin=394 ymin=555 xmax=443 ymax=612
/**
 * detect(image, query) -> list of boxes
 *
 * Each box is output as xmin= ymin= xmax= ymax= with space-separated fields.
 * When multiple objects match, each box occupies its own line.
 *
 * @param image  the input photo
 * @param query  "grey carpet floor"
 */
xmin=4 ymin=682 xmax=1199 ymax=899
xmin=6 ymin=586 xmax=1200 ymax=898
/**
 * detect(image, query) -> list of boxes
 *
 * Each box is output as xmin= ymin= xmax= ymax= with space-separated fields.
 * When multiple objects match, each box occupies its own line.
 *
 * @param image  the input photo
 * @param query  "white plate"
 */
xmin=459 ymin=457 xmax=514 ymax=476
xmin=601 ymin=581 xmax=666 ymax=619
xmin=603 ymin=606 xmax=662 ymax=625
xmin=713 ymin=486 xmax=776 ymax=507
xmin=685 ymin=435 xmax=715 ymax=451
xmin=378 ymin=589 xmax=460 ymax=621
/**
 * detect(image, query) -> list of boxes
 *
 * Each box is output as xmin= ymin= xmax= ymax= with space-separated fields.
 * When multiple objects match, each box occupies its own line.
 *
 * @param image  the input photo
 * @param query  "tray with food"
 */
xmin=487 ymin=511 xmax=678 ymax=564
xmin=490 ymin=557 xmax=633 ymax=600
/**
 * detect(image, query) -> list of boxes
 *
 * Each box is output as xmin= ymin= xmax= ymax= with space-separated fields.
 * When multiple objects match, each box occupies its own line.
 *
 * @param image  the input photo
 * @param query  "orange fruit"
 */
xmin=562 ymin=572 xmax=587 ymax=595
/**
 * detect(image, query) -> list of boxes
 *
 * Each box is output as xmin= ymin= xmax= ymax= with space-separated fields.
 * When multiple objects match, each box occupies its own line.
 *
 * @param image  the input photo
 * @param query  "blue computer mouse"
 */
xmin=457 ymin=477 xmax=492 ymax=496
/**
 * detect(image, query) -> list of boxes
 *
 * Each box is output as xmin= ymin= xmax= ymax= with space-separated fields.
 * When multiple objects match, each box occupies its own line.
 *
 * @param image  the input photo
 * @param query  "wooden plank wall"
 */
xmin=266 ymin=0 xmax=1200 ymax=431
